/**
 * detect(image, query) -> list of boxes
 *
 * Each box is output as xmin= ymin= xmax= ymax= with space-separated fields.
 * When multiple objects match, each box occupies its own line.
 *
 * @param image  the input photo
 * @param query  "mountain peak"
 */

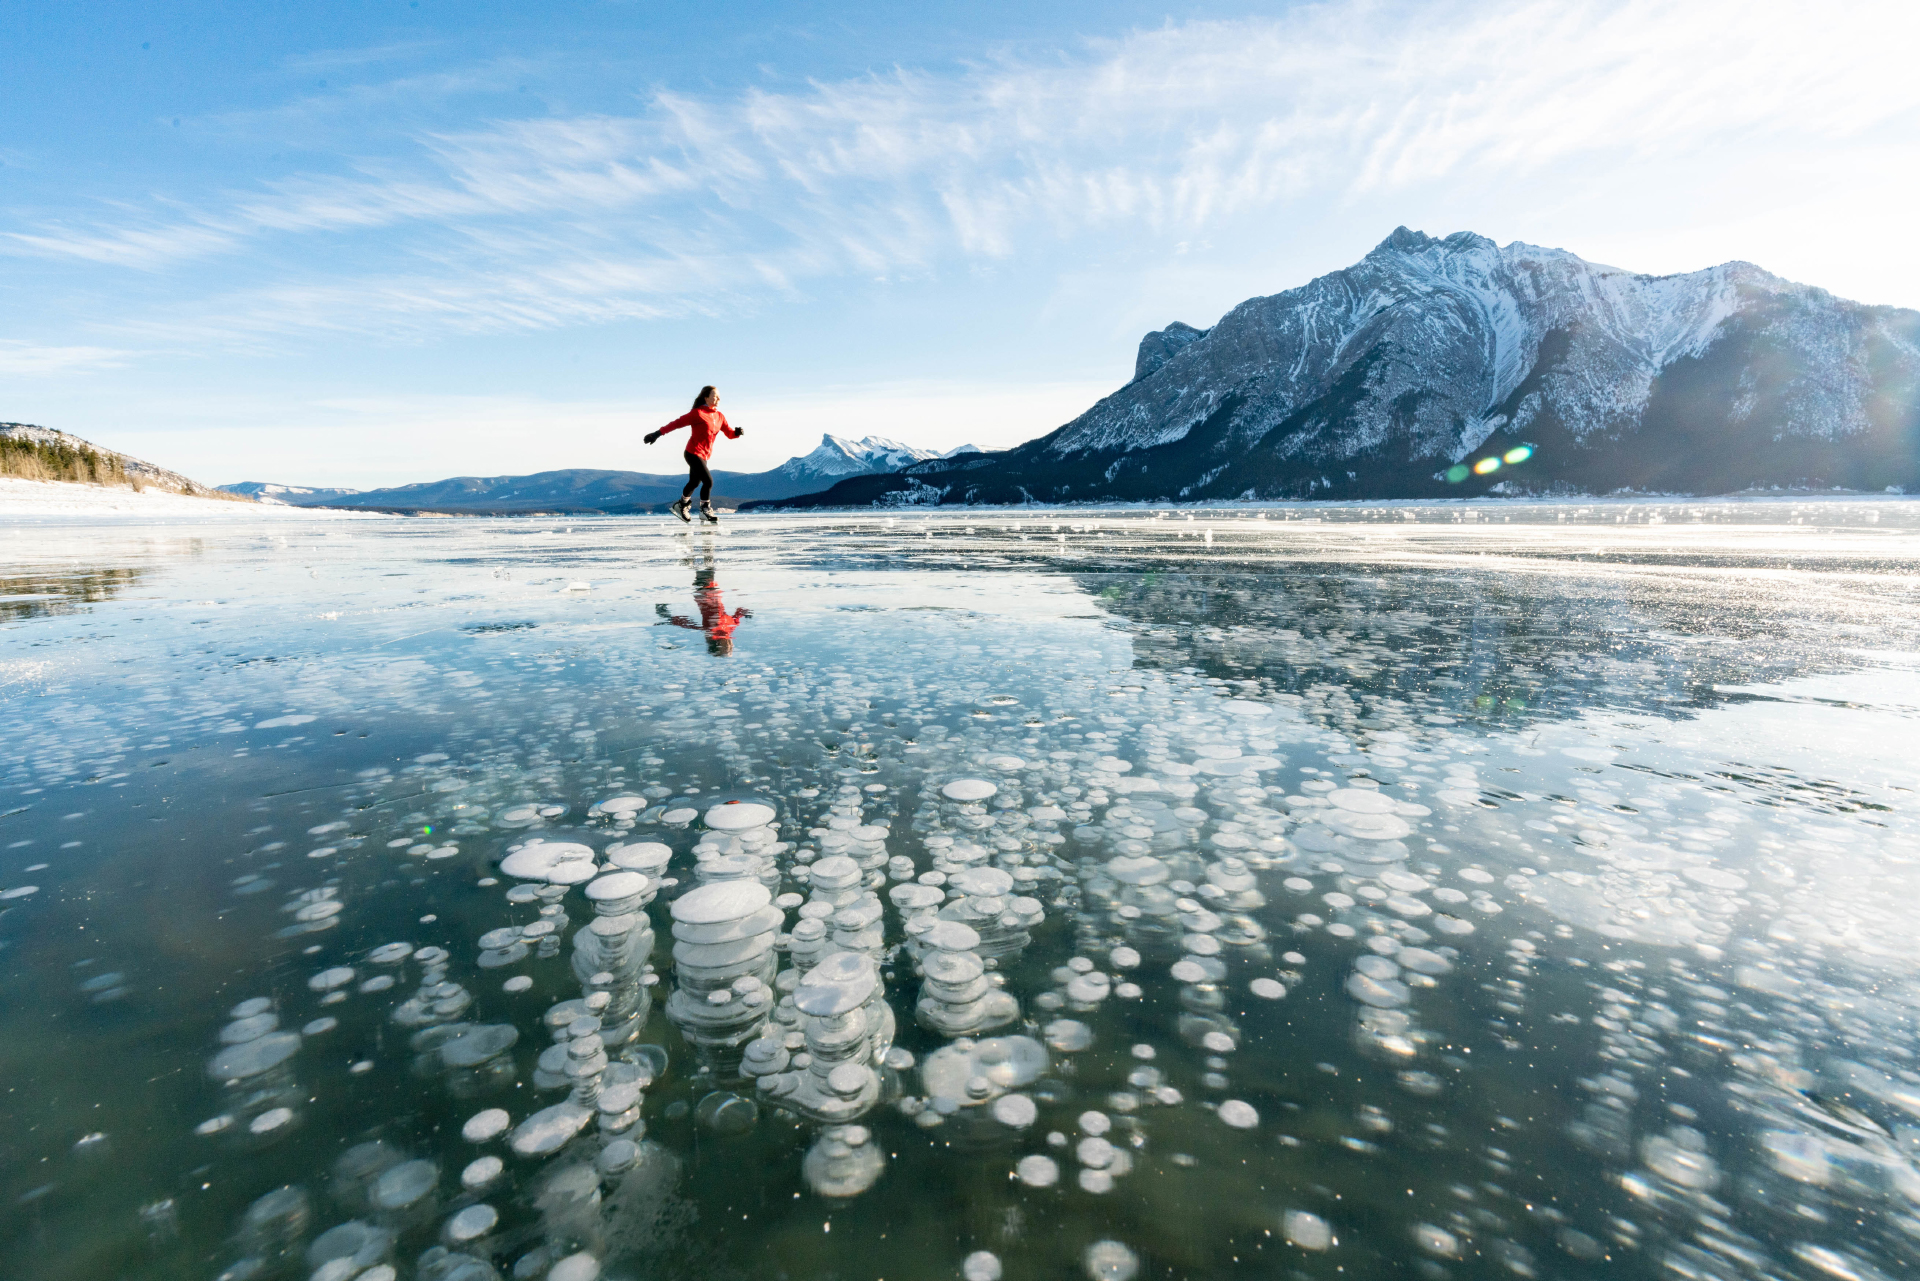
xmin=769 ymin=433 xmax=941 ymax=481
xmin=1370 ymin=226 xmax=1497 ymax=258
xmin=1134 ymin=320 xmax=1209 ymax=383
xmin=757 ymin=228 xmax=1920 ymax=509
xmin=1373 ymin=225 xmax=1435 ymax=254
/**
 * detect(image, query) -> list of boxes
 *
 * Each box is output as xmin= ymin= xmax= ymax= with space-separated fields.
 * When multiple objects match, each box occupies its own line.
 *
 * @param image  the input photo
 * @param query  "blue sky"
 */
xmin=4 ymin=0 xmax=1916 ymax=487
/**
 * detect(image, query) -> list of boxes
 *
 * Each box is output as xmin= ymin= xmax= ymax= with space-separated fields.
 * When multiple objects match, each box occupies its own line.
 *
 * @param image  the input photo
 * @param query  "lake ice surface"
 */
xmin=3 ymin=499 xmax=1920 ymax=1281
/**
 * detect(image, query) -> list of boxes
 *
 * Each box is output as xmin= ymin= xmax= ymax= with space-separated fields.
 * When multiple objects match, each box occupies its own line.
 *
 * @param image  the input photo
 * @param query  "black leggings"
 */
xmin=681 ymin=452 xmax=713 ymax=501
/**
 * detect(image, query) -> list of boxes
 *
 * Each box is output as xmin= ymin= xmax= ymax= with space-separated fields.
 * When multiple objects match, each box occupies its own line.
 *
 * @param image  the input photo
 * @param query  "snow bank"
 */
xmin=0 ymin=477 xmax=384 ymax=521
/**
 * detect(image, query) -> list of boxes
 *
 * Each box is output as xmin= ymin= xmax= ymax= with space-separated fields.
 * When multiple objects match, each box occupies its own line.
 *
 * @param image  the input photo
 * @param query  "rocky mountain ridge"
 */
xmin=754 ymin=229 xmax=1920 ymax=508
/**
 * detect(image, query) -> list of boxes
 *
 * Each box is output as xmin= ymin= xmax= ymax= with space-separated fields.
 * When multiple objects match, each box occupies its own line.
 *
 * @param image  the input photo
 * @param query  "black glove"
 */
xmin=733 ymin=427 xmax=745 ymax=437
xmin=644 ymin=431 xmax=659 ymax=445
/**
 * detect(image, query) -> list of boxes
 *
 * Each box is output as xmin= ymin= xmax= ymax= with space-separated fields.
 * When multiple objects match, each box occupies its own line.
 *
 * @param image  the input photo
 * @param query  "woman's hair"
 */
xmin=693 ymin=385 xmax=718 ymax=410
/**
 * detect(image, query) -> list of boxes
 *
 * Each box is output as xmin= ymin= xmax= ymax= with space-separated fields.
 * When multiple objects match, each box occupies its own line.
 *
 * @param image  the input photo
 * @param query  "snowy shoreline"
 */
xmin=6 ymin=474 xmax=1913 ymax=524
xmin=0 ymin=477 xmax=388 ymax=521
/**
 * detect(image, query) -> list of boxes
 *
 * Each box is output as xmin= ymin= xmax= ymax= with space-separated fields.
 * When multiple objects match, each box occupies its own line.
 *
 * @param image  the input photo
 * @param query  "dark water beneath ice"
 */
xmin=4 ymin=499 xmax=1920 ymax=1281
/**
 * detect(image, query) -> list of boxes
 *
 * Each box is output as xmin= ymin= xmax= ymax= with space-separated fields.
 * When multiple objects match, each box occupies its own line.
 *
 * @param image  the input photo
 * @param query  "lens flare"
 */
xmin=1503 ymin=446 xmax=1533 ymax=464
xmin=1445 ymin=465 xmax=1470 ymax=483
xmin=1473 ymin=457 xmax=1501 ymax=475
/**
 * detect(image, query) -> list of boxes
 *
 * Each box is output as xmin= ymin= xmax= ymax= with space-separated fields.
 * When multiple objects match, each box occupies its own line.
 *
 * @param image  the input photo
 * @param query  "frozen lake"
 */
xmin=3 ymin=499 xmax=1920 ymax=1281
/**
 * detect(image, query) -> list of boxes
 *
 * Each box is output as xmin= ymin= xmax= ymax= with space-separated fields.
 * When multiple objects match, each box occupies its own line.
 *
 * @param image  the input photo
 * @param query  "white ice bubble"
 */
xmin=1322 ymin=811 xmax=1413 ymax=841
xmin=1016 ymin=1154 xmax=1059 ymax=1187
xmin=460 ymin=1156 xmax=503 ymax=1190
xmin=1218 ymin=1100 xmax=1259 ymax=1129
xmin=1398 ymin=948 xmax=1452 ymax=976
xmin=1044 ymin=1020 xmax=1094 ymax=1052
xmin=221 ymin=1013 xmax=277 ymax=1044
xmin=499 ymin=842 xmax=597 ymax=884
xmin=207 ymin=1031 xmax=301 ymax=1081
xmin=963 ymin=1250 xmax=1003 ymax=1281
xmin=1642 ymin=1129 xmax=1720 ymax=1190
xmin=510 ymin=1103 xmax=592 ymax=1157
xmin=1250 ymin=978 xmax=1287 ymax=999
xmin=503 ymin=976 xmax=533 ymax=993
xmin=442 ymin=1203 xmax=497 ymax=1245
xmin=308 ymin=967 xmax=355 ymax=992
xmin=249 ymin=1107 xmax=295 ymax=1135
xmin=670 ymin=879 xmax=773 ymax=924
xmin=1345 ymin=973 xmax=1410 ymax=1008
xmin=705 ymin=801 xmax=776 ymax=831
xmin=1683 ymin=866 xmax=1748 ymax=891
xmin=1413 ymin=1223 xmax=1460 ymax=1257
xmin=1284 ymin=1210 xmax=1333 ymax=1250
xmin=462 ymin=1109 xmax=510 ymax=1142
xmin=1083 ymin=1240 xmax=1140 ymax=1281
xmin=991 ymin=1094 xmax=1038 ymax=1127
xmin=371 ymin=1159 xmax=437 ymax=1210
xmin=943 ymin=779 xmax=998 ymax=801
xmin=549 ymin=1253 xmax=601 ymax=1281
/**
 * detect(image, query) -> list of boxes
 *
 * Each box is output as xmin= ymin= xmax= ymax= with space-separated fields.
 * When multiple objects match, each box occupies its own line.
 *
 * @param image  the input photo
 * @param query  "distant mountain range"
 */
xmin=220 ymin=435 xmax=985 ymax=513
xmin=751 ymin=229 xmax=1920 ymax=509
xmin=220 ymin=481 xmax=366 ymax=504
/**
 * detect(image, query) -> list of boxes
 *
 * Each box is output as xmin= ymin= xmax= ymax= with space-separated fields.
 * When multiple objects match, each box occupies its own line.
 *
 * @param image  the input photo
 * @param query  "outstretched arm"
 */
xmin=646 ymin=410 xmax=699 ymax=445
xmin=720 ymin=412 xmax=743 ymax=439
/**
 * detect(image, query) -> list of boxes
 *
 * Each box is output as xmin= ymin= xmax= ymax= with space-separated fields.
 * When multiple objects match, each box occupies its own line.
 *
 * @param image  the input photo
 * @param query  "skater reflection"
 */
xmin=664 ymin=559 xmax=750 ymax=656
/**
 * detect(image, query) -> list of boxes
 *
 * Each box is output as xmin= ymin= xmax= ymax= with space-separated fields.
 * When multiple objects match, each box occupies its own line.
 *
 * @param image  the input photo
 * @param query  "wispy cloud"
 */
xmin=280 ymin=40 xmax=451 ymax=74
xmin=9 ymin=0 xmax=1917 ymax=340
xmin=0 ymin=340 xmax=134 ymax=374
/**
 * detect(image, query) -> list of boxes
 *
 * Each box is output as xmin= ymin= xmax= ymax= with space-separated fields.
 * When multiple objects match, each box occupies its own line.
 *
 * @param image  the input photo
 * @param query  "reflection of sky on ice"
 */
xmin=2 ymin=500 xmax=1919 ymax=1281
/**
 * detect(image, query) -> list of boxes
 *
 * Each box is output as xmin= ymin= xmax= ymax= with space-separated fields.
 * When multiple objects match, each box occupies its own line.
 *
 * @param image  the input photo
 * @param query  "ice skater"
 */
xmin=643 ymin=384 xmax=743 ymax=524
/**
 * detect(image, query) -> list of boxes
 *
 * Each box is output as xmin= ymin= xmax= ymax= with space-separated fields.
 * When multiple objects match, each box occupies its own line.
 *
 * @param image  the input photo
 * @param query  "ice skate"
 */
xmin=670 ymin=496 xmax=692 ymax=523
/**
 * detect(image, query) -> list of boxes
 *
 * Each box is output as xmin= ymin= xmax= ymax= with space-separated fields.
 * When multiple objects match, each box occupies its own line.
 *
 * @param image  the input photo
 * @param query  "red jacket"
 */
xmin=655 ymin=407 xmax=739 ymax=460
xmin=670 ymin=582 xmax=749 ymax=639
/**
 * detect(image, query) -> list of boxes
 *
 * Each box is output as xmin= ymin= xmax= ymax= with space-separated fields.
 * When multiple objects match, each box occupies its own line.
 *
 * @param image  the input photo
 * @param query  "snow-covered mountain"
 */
xmin=761 ymin=434 xmax=942 ymax=485
xmin=218 ymin=481 xmax=364 ymax=504
xmin=756 ymin=229 xmax=1920 ymax=507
